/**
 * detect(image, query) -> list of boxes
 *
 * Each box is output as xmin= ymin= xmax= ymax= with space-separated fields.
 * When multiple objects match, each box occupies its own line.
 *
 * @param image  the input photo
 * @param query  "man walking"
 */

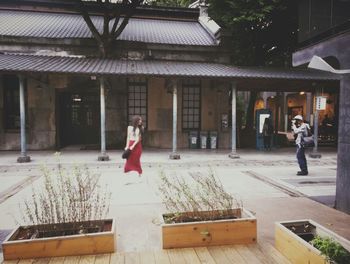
xmin=291 ymin=115 xmax=310 ymax=176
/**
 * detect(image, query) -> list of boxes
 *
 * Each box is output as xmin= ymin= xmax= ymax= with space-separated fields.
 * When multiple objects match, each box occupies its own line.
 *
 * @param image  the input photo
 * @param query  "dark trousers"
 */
xmin=296 ymin=145 xmax=308 ymax=172
xmin=263 ymin=136 xmax=271 ymax=150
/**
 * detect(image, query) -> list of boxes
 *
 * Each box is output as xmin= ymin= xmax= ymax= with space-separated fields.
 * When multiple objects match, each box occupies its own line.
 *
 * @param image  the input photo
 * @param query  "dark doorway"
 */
xmin=58 ymin=92 xmax=100 ymax=147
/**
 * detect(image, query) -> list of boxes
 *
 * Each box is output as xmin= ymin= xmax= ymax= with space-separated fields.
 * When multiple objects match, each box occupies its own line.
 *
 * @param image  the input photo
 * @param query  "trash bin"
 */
xmin=188 ymin=131 xmax=199 ymax=149
xmin=200 ymin=131 xmax=208 ymax=149
xmin=209 ymin=131 xmax=218 ymax=149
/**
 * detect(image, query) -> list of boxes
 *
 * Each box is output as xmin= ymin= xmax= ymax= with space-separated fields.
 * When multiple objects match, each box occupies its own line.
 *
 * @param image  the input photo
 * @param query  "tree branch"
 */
xmin=112 ymin=0 xmax=142 ymax=39
xmin=73 ymin=0 xmax=103 ymax=47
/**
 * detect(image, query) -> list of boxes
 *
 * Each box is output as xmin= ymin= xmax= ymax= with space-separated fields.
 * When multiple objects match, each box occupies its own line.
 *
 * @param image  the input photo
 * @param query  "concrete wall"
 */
xmin=27 ymin=77 xmax=56 ymax=149
xmin=0 ymin=75 xmax=235 ymax=150
xmin=292 ymin=32 xmax=350 ymax=68
xmin=144 ymin=78 xmax=231 ymax=149
xmin=0 ymin=74 xmax=55 ymax=150
xmin=293 ymin=31 xmax=350 ymax=214
xmin=336 ymin=74 xmax=350 ymax=214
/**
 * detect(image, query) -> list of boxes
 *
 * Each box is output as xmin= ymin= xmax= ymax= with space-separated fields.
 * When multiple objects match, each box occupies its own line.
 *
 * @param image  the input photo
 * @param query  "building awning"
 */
xmin=0 ymin=53 xmax=340 ymax=81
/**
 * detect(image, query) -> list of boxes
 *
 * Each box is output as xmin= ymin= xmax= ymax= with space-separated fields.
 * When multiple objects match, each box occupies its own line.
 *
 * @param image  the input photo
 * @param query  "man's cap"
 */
xmin=293 ymin=115 xmax=303 ymax=121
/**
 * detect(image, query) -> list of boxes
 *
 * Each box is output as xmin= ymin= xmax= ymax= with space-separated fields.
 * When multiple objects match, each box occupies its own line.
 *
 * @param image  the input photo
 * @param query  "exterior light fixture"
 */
xmin=300 ymin=92 xmax=305 ymax=95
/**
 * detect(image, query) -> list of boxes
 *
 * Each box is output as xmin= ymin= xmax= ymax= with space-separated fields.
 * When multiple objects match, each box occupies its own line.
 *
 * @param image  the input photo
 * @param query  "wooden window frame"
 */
xmin=182 ymin=80 xmax=201 ymax=130
xmin=127 ymin=77 xmax=148 ymax=128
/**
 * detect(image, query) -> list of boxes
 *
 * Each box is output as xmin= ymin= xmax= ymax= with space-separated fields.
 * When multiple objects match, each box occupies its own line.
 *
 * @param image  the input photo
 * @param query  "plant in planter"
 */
xmin=2 ymin=159 xmax=114 ymax=260
xmin=159 ymin=169 xmax=257 ymax=249
xmin=275 ymin=219 xmax=350 ymax=264
xmin=311 ymin=236 xmax=350 ymax=264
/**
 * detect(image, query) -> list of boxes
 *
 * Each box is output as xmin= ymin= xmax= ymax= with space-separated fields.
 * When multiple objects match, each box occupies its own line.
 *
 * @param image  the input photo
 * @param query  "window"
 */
xmin=182 ymin=80 xmax=201 ymax=130
xmin=127 ymin=77 xmax=147 ymax=127
xmin=3 ymin=75 xmax=26 ymax=130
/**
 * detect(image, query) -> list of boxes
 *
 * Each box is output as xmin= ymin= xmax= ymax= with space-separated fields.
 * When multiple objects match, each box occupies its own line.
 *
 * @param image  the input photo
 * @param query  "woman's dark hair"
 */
xmin=131 ymin=115 xmax=144 ymax=134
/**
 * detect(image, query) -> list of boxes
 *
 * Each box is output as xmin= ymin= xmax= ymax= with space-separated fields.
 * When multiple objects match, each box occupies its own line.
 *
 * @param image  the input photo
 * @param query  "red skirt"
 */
xmin=124 ymin=140 xmax=142 ymax=175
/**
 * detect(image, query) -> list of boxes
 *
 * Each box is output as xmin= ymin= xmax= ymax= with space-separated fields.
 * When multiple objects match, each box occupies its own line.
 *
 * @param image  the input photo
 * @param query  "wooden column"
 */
xmin=98 ymin=76 xmax=109 ymax=161
xmin=17 ymin=75 xmax=30 ymax=163
xmin=229 ymin=81 xmax=239 ymax=158
xmin=169 ymin=79 xmax=180 ymax=160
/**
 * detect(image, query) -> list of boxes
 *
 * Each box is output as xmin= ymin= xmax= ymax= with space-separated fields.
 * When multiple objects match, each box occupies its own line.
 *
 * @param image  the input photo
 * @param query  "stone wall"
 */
xmin=292 ymin=31 xmax=350 ymax=213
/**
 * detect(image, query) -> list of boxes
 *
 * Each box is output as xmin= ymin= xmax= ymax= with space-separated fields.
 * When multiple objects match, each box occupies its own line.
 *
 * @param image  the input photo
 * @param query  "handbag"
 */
xmin=302 ymin=135 xmax=315 ymax=148
xmin=122 ymin=149 xmax=131 ymax=159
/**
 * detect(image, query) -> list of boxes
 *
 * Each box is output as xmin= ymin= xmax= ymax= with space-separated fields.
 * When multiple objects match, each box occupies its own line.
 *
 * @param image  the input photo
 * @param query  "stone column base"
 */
xmin=169 ymin=153 xmax=181 ymax=160
xmin=309 ymin=152 xmax=322 ymax=158
xmin=98 ymin=154 xmax=110 ymax=161
xmin=229 ymin=152 xmax=240 ymax=159
xmin=17 ymin=156 xmax=31 ymax=163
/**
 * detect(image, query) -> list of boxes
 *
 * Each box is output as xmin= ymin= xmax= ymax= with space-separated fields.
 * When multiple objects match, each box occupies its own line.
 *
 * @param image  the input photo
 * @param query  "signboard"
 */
xmin=259 ymin=114 xmax=270 ymax=133
xmin=316 ymin=96 xmax=327 ymax=110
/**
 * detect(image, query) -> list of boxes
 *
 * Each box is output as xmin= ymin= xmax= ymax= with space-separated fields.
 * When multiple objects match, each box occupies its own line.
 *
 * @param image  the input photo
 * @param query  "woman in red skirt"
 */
xmin=124 ymin=115 xmax=143 ymax=176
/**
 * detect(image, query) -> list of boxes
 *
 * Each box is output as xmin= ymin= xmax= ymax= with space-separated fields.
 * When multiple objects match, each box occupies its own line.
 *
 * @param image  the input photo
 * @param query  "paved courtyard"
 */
xmin=0 ymin=147 xmax=349 ymax=263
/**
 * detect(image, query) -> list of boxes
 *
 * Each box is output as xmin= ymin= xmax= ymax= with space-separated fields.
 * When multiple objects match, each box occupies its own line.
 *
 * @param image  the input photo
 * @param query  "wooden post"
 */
xmin=169 ymin=79 xmax=180 ymax=160
xmin=98 ymin=76 xmax=109 ymax=161
xmin=229 ymin=81 xmax=239 ymax=158
xmin=17 ymin=75 xmax=30 ymax=163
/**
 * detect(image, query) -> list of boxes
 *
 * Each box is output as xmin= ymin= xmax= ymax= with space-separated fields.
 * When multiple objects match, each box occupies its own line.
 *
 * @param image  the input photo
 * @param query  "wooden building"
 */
xmin=0 ymin=0 xmax=339 ymax=161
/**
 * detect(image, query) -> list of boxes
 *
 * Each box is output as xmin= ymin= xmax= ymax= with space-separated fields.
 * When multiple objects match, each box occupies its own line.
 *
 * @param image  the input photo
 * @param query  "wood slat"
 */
xmin=110 ymin=253 xmax=124 ymax=264
xmin=94 ymin=254 xmax=110 ymax=264
xmin=139 ymin=251 xmax=155 ymax=264
xmin=3 ymin=234 xmax=114 ymax=260
xmin=179 ymin=248 xmax=201 ymax=264
xmin=207 ymin=246 xmax=231 ymax=264
xmin=258 ymin=242 xmax=291 ymax=264
xmin=49 ymin=257 xmax=65 ymax=264
xmin=234 ymin=245 xmax=263 ymax=264
xmin=63 ymin=256 xmax=80 ymax=264
xmin=2 ymin=260 xmax=19 ymax=264
xmin=163 ymin=219 xmax=256 ymax=249
xmin=166 ymin=249 xmax=186 ymax=264
xmin=32 ymin=258 xmax=51 ymax=264
xmin=275 ymin=225 xmax=323 ymax=264
xmin=124 ymin=252 xmax=139 ymax=264
xmin=78 ymin=255 xmax=95 ymax=264
xmin=153 ymin=250 xmax=170 ymax=264
xmin=246 ymin=244 xmax=273 ymax=264
xmin=194 ymin=247 xmax=216 ymax=264
xmin=17 ymin=260 xmax=34 ymax=264
xmin=220 ymin=245 xmax=247 ymax=264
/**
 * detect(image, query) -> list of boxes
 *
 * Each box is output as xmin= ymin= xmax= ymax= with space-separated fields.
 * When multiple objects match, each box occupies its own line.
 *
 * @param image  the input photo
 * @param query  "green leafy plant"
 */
xmin=310 ymin=236 xmax=350 ymax=264
xmin=158 ymin=168 xmax=242 ymax=223
xmin=18 ymin=156 xmax=111 ymax=239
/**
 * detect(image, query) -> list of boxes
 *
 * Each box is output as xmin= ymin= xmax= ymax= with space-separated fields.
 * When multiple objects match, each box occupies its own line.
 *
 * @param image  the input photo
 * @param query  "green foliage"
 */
xmin=148 ymin=0 xmax=193 ymax=7
xmin=208 ymin=0 xmax=297 ymax=66
xmin=311 ymin=236 xmax=350 ymax=264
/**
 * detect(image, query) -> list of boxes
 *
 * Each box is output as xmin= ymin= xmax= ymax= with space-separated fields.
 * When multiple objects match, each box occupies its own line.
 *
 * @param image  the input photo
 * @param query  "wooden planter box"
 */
xmin=275 ymin=219 xmax=350 ymax=264
xmin=161 ymin=208 xmax=257 ymax=249
xmin=2 ymin=219 xmax=115 ymax=260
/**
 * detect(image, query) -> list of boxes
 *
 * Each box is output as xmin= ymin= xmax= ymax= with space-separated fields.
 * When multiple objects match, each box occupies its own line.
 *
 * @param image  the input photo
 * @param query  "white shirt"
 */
xmin=292 ymin=123 xmax=310 ymax=146
xmin=127 ymin=126 xmax=140 ymax=142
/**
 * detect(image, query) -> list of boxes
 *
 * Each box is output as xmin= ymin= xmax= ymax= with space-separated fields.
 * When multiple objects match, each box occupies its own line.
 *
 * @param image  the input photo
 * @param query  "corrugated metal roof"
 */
xmin=0 ymin=54 xmax=340 ymax=80
xmin=0 ymin=10 xmax=215 ymax=46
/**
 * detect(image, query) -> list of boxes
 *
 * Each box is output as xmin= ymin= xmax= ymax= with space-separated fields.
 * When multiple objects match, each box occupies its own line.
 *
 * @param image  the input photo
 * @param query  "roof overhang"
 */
xmin=0 ymin=53 xmax=340 ymax=80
